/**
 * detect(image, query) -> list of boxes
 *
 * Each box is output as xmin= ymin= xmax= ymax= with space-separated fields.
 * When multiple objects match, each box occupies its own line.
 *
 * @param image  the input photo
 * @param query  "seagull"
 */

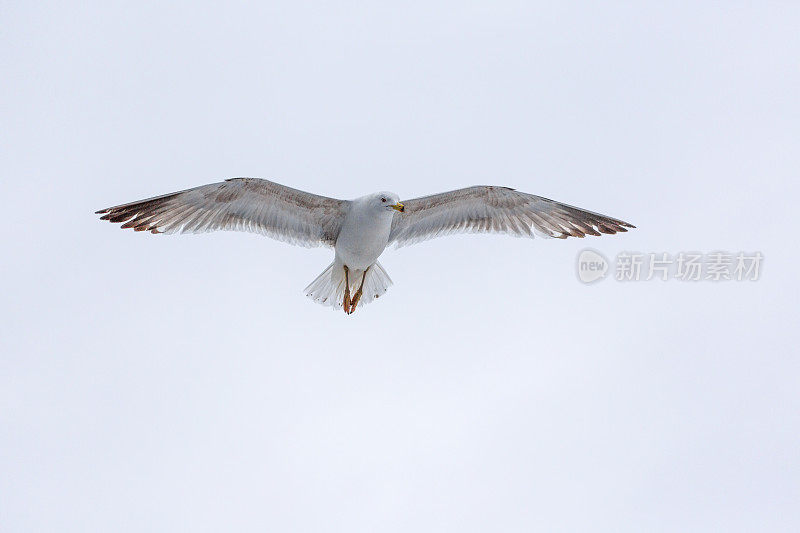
xmin=96 ymin=178 xmax=634 ymax=314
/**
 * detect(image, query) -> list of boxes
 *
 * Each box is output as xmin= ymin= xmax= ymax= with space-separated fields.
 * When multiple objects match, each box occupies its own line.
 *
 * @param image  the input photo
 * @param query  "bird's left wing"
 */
xmin=96 ymin=178 xmax=348 ymax=248
xmin=389 ymin=186 xmax=634 ymax=248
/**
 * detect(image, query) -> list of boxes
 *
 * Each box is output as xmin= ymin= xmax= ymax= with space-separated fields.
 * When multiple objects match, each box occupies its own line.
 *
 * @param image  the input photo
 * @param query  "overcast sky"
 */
xmin=2 ymin=1 xmax=799 ymax=531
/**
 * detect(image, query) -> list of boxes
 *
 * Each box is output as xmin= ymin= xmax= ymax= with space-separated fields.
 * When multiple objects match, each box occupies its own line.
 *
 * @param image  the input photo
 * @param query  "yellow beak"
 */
xmin=391 ymin=202 xmax=405 ymax=212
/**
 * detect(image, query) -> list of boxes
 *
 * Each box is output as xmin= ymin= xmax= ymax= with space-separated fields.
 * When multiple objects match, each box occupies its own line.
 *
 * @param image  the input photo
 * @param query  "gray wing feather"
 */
xmin=389 ymin=186 xmax=634 ymax=248
xmin=96 ymin=178 xmax=348 ymax=248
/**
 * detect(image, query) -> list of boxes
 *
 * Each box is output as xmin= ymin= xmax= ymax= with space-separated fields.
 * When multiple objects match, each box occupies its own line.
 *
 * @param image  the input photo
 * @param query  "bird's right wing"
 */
xmin=389 ymin=186 xmax=634 ymax=248
xmin=96 ymin=178 xmax=348 ymax=248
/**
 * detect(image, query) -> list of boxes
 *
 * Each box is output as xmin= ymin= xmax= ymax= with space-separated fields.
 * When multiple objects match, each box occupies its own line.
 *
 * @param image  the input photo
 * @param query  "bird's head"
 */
xmin=371 ymin=192 xmax=404 ymax=213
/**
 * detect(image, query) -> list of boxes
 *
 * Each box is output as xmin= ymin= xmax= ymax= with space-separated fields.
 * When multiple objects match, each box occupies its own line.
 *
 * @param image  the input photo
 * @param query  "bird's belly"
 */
xmin=335 ymin=223 xmax=391 ymax=269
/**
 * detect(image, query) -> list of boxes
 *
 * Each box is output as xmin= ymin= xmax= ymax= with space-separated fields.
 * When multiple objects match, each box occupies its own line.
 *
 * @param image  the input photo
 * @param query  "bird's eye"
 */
xmin=381 ymin=198 xmax=386 ymax=203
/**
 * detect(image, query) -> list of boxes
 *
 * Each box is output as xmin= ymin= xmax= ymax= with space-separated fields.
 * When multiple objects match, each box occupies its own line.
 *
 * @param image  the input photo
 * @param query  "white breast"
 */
xmin=335 ymin=201 xmax=394 ymax=269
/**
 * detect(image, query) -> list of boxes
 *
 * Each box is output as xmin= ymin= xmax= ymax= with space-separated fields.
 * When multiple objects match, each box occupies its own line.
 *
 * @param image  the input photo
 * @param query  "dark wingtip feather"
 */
xmin=107 ymin=213 xmax=135 ymax=223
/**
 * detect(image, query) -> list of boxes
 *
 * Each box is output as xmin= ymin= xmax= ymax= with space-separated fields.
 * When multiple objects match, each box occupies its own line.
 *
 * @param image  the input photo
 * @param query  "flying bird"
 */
xmin=96 ymin=178 xmax=634 ymax=314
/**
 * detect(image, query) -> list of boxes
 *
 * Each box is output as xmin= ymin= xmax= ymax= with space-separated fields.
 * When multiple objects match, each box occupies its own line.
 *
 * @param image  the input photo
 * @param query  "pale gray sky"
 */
xmin=2 ymin=1 xmax=799 ymax=531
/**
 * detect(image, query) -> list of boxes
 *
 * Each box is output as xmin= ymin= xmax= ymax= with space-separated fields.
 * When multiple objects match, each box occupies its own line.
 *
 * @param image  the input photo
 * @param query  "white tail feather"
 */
xmin=304 ymin=261 xmax=393 ymax=310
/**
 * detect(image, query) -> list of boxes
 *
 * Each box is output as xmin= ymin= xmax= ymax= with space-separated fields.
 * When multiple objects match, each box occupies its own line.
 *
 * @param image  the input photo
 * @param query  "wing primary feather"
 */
xmin=96 ymin=178 xmax=348 ymax=248
xmin=390 ymin=186 xmax=633 ymax=247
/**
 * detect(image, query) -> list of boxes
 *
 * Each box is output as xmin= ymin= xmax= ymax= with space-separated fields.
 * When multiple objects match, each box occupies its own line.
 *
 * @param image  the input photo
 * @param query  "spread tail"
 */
xmin=304 ymin=261 xmax=393 ymax=311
